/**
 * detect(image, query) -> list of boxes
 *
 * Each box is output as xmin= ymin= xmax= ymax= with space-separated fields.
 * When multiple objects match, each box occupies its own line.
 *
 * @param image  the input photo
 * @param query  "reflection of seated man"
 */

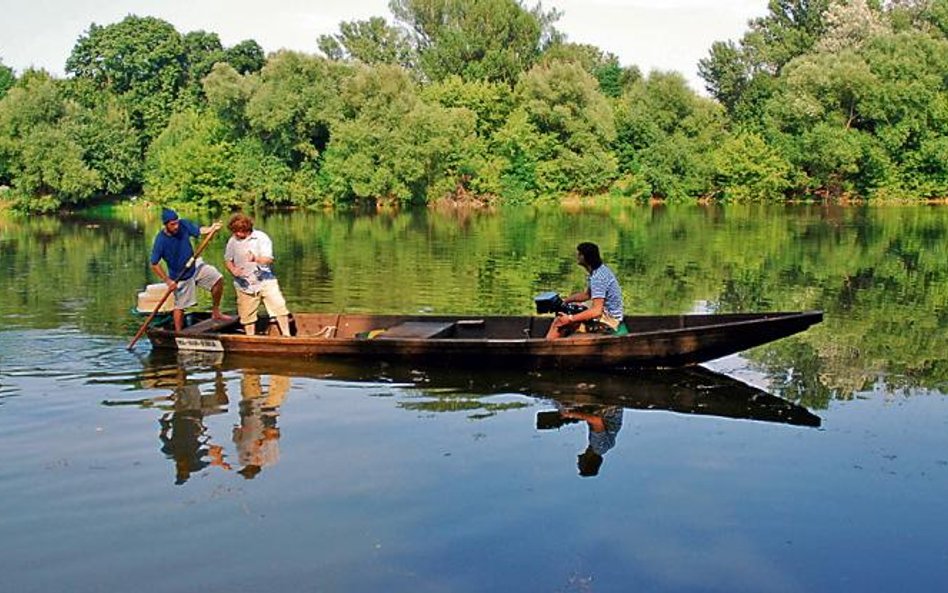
xmin=158 ymin=374 xmax=230 ymax=485
xmin=233 ymin=372 xmax=290 ymax=479
xmin=557 ymin=404 xmax=624 ymax=477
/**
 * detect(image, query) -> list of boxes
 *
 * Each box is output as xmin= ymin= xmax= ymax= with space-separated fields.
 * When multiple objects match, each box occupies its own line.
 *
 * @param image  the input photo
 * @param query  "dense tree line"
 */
xmin=1 ymin=0 xmax=947 ymax=212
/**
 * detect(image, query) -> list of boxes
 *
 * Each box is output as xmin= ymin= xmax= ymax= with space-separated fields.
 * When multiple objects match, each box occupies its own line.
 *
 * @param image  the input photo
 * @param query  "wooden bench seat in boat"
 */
xmin=376 ymin=321 xmax=456 ymax=339
xmin=180 ymin=317 xmax=240 ymax=335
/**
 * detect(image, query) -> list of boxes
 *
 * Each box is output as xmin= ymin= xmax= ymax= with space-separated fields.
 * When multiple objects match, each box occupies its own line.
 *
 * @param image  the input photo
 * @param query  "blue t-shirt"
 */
xmin=150 ymin=219 xmax=201 ymax=281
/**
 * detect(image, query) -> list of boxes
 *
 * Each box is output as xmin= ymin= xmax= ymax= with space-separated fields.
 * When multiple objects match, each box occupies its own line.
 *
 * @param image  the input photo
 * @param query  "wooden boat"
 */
xmin=145 ymin=309 xmax=823 ymax=370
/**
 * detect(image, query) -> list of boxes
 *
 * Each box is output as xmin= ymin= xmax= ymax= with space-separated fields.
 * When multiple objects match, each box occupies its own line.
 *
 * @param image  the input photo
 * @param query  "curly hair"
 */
xmin=228 ymin=212 xmax=254 ymax=234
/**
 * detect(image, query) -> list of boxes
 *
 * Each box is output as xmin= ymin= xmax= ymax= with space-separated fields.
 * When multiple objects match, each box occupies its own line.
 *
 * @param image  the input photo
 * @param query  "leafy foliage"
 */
xmin=318 ymin=17 xmax=415 ymax=69
xmin=144 ymin=109 xmax=238 ymax=209
xmin=507 ymin=62 xmax=618 ymax=196
xmin=0 ymin=59 xmax=14 ymax=100
xmin=0 ymin=70 xmax=139 ymax=210
xmin=319 ymin=64 xmax=481 ymax=204
xmin=614 ymin=72 xmax=727 ymax=200
xmin=389 ymin=0 xmax=559 ymax=84
xmin=3 ymin=3 xmax=948 ymax=211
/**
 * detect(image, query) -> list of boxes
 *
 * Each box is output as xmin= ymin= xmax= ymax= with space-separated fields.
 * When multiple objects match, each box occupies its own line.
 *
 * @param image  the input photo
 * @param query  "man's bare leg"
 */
xmin=210 ymin=279 xmax=230 ymax=320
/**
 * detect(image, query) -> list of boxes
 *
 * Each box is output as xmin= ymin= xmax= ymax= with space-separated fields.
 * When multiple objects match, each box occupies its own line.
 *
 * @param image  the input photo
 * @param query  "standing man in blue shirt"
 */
xmin=546 ymin=242 xmax=625 ymax=339
xmin=150 ymin=208 xmax=229 ymax=331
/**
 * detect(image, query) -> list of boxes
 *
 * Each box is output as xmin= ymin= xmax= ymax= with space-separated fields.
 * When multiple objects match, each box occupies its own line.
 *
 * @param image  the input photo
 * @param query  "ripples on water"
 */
xmin=2 ymin=205 xmax=948 ymax=592
xmin=0 ymin=328 xmax=128 ymax=376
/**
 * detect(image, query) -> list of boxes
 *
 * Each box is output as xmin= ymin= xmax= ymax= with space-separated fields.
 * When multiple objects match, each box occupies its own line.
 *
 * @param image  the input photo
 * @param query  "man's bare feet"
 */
xmin=211 ymin=310 xmax=235 ymax=322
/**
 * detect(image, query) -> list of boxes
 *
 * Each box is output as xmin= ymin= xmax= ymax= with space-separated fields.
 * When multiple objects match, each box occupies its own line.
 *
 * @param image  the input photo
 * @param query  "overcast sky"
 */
xmin=0 ymin=0 xmax=768 ymax=93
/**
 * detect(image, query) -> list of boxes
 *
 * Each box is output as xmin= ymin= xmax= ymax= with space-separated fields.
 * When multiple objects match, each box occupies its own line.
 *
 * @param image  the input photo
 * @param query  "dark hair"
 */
xmin=577 ymin=448 xmax=603 ymax=477
xmin=577 ymin=242 xmax=602 ymax=270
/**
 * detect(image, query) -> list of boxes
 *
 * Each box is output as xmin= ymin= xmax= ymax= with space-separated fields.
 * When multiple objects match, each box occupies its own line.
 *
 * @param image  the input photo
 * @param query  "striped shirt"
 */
xmin=588 ymin=264 xmax=624 ymax=321
xmin=588 ymin=406 xmax=624 ymax=456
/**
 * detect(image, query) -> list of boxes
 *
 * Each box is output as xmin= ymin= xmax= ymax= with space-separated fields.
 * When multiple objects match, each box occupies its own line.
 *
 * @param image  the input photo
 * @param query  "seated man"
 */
xmin=224 ymin=213 xmax=291 ymax=336
xmin=546 ymin=242 xmax=625 ymax=340
xmin=149 ymin=208 xmax=228 ymax=332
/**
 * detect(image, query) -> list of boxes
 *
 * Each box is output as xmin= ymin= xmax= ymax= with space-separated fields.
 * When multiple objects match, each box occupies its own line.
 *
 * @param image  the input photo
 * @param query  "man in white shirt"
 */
xmin=224 ymin=213 xmax=291 ymax=336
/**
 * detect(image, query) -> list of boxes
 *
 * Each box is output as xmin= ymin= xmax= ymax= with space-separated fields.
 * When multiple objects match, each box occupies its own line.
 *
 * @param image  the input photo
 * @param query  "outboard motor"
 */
xmin=534 ymin=291 xmax=587 ymax=315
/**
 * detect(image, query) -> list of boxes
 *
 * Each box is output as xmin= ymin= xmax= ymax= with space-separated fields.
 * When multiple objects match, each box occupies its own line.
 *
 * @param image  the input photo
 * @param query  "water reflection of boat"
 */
xmin=145 ymin=310 xmax=823 ymax=370
xmin=106 ymin=353 xmax=818 ymax=484
xmin=157 ymin=351 xmax=821 ymax=428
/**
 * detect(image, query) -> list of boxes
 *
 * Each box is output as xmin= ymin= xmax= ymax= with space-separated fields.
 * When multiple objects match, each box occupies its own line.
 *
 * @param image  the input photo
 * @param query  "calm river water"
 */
xmin=1 ymin=202 xmax=946 ymax=592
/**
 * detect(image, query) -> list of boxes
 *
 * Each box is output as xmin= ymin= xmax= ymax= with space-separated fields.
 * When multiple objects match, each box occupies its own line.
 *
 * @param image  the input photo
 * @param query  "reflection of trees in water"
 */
xmin=5 ymin=205 xmax=948 ymax=394
xmin=396 ymin=391 xmax=531 ymax=419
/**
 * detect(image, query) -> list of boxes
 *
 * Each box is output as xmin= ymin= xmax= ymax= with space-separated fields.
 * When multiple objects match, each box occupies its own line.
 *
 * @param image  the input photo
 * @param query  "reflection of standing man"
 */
xmin=558 ymin=405 xmax=624 ymax=477
xmin=232 ymin=372 xmax=290 ymax=479
xmin=158 ymin=370 xmax=231 ymax=485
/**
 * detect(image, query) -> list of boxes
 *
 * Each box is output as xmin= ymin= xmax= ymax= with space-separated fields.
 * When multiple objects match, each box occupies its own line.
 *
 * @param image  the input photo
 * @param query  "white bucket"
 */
xmin=136 ymin=283 xmax=174 ymax=313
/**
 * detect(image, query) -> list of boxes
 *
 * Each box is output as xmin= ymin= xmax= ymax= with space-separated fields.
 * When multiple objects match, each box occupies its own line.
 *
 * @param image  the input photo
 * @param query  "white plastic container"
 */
xmin=136 ymin=283 xmax=174 ymax=314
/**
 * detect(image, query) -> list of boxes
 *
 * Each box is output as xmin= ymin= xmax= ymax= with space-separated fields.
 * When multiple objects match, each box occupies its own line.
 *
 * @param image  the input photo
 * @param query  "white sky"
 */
xmin=0 ymin=0 xmax=768 ymax=93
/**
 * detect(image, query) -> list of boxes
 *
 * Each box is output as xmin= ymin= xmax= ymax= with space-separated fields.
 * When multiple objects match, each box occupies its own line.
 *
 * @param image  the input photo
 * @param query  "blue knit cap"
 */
xmin=161 ymin=208 xmax=179 ymax=224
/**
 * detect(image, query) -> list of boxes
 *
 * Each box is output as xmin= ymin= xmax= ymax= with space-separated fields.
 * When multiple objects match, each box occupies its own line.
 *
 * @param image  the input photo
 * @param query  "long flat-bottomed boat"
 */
xmin=144 ymin=310 xmax=823 ymax=370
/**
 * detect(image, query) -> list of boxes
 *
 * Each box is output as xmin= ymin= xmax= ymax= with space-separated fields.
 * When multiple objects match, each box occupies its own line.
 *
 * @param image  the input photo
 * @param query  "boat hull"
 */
xmin=145 ymin=310 xmax=823 ymax=370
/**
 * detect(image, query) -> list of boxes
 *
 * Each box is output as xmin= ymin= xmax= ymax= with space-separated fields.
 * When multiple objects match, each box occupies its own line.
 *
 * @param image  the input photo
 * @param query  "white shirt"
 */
xmin=225 ymin=229 xmax=277 ymax=294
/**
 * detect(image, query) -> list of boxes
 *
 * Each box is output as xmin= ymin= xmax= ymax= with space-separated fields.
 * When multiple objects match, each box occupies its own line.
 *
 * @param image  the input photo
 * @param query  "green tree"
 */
xmin=613 ymin=72 xmax=726 ymax=200
xmin=744 ymin=0 xmax=834 ymax=72
xmin=224 ymin=39 xmax=265 ymax=74
xmin=65 ymin=96 xmax=141 ymax=195
xmin=698 ymin=40 xmax=750 ymax=114
xmin=14 ymin=126 xmax=101 ymax=210
xmin=243 ymin=51 xmax=349 ymax=166
xmin=420 ymin=76 xmax=514 ymax=138
xmin=143 ymin=109 xmax=240 ymax=209
xmin=203 ymin=62 xmax=255 ymax=136
xmin=887 ymin=0 xmax=948 ymax=37
xmin=389 ymin=0 xmax=561 ymax=84
xmin=699 ymin=0 xmax=833 ymax=119
xmin=859 ymin=29 xmax=948 ymax=196
xmin=760 ymin=22 xmax=948 ymax=198
xmin=540 ymin=42 xmax=639 ymax=98
xmin=710 ymin=132 xmax=794 ymax=199
xmin=500 ymin=61 xmax=618 ymax=197
xmin=66 ymin=16 xmax=186 ymax=146
xmin=318 ymin=16 xmax=415 ymax=68
xmin=178 ymin=30 xmax=225 ymax=106
xmin=320 ymin=64 xmax=482 ymax=205
xmin=0 ymin=59 xmax=14 ymax=100
xmin=0 ymin=70 xmax=102 ymax=210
